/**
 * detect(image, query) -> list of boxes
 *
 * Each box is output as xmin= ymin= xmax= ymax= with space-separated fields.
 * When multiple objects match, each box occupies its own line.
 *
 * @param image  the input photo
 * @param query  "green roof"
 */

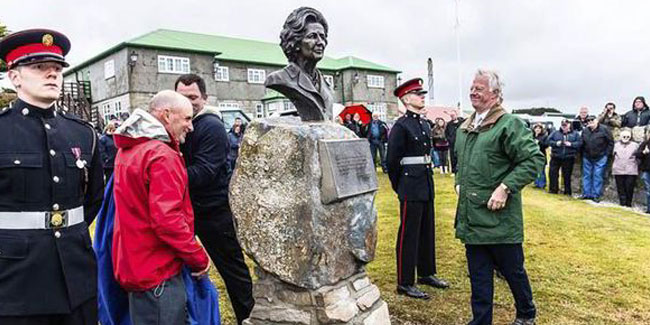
xmin=66 ymin=29 xmax=400 ymax=75
xmin=261 ymin=89 xmax=286 ymax=101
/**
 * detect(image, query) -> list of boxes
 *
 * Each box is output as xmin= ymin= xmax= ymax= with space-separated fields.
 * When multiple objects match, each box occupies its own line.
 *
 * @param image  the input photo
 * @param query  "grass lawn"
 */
xmin=211 ymin=172 xmax=650 ymax=324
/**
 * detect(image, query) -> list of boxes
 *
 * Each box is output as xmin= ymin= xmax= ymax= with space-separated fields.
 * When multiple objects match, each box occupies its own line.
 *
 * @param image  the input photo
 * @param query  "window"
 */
xmin=104 ymin=60 xmax=115 ymax=79
xmin=102 ymin=103 xmax=113 ymax=123
xmin=323 ymin=74 xmax=334 ymax=88
xmin=283 ymin=100 xmax=295 ymax=112
xmin=367 ymin=75 xmax=385 ymax=88
xmin=214 ymin=65 xmax=229 ymax=81
xmin=218 ymin=102 xmax=240 ymax=109
xmin=247 ymin=68 xmax=266 ymax=84
xmin=255 ymin=104 xmax=264 ymax=118
xmin=157 ymin=55 xmax=190 ymax=74
xmin=367 ymin=102 xmax=387 ymax=121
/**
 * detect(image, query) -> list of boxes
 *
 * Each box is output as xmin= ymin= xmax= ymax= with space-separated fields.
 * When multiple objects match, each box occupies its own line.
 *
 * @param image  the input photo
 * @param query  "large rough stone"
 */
xmin=249 ymin=305 xmax=312 ymax=324
xmin=318 ymin=299 xmax=359 ymax=323
xmin=355 ymin=285 xmax=380 ymax=311
xmin=230 ymin=117 xmax=378 ymax=289
xmin=359 ymin=301 xmax=390 ymax=325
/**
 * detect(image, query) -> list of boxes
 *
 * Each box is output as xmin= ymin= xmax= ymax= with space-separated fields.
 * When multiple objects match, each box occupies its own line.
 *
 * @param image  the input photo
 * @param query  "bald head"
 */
xmin=148 ymin=90 xmax=194 ymax=143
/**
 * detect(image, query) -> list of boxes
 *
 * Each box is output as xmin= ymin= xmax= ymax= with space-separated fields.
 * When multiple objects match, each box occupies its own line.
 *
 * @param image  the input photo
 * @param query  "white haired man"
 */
xmin=454 ymin=70 xmax=544 ymax=325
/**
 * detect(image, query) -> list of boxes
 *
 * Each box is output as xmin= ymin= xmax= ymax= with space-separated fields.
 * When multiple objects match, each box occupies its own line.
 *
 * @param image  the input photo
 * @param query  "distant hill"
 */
xmin=512 ymin=107 xmax=562 ymax=116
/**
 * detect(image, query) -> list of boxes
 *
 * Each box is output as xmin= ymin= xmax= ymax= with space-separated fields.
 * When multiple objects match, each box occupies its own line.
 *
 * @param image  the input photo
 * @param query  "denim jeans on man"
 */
xmin=466 ymin=244 xmax=536 ymax=325
xmin=369 ymin=140 xmax=387 ymax=171
xmin=582 ymin=155 xmax=608 ymax=199
xmin=128 ymin=273 xmax=187 ymax=325
xmin=642 ymin=172 xmax=650 ymax=212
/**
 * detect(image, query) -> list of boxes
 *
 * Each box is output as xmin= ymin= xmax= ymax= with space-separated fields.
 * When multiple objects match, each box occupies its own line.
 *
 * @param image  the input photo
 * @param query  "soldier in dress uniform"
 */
xmin=386 ymin=78 xmax=449 ymax=300
xmin=0 ymin=29 xmax=104 ymax=324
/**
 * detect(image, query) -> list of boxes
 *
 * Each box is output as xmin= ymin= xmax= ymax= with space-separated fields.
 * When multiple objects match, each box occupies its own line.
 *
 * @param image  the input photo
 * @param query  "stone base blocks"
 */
xmin=243 ymin=270 xmax=390 ymax=325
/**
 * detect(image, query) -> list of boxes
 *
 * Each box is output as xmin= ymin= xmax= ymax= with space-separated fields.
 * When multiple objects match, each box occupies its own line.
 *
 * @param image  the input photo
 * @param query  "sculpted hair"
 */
xmin=280 ymin=7 xmax=329 ymax=62
xmin=174 ymin=74 xmax=207 ymax=98
xmin=475 ymin=69 xmax=504 ymax=103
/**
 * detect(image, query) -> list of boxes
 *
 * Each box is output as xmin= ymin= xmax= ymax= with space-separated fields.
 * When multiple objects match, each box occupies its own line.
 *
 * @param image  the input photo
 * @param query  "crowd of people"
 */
xmin=532 ymin=98 xmax=650 ymax=213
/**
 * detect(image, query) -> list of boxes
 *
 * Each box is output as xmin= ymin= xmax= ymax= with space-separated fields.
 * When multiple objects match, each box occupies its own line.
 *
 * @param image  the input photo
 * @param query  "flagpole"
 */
xmin=455 ymin=0 xmax=463 ymax=112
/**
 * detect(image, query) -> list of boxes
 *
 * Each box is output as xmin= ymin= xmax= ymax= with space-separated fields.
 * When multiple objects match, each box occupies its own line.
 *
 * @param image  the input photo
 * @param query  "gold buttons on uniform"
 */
xmin=52 ymin=203 xmax=60 ymax=211
xmin=21 ymin=108 xmax=29 ymax=115
xmin=13 ymin=160 xmax=20 ymax=165
xmin=53 ymin=176 xmax=60 ymax=183
xmin=49 ymin=150 xmax=56 ymax=156
xmin=54 ymin=231 xmax=61 ymax=238
xmin=44 ymin=124 xmax=51 ymax=130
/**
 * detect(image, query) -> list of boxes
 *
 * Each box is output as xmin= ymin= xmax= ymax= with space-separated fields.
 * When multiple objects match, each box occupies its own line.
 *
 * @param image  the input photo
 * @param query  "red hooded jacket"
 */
xmin=112 ymin=109 xmax=209 ymax=291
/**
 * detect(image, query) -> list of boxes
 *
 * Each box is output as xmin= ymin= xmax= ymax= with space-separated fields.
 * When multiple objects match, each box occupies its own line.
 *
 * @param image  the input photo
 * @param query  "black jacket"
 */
xmin=180 ymin=109 xmax=231 ymax=217
xmin=98 ymin=134 xmax=116 ymax=169
xmin=635 ymin=140 xmax=650 ymax=172
xmin=547 ymin=129 xmax=582 ymax=159
xmin=621 ymin=108 xmax=650 ymax=128
xmin=0 ymin=99 xmax=104 ymax=316
xmin=582 ymin=125 xmax=614 ymax=160
xmin=386 ymin=111 xmax=434 ymax=201
xmin=445 ymin=117 xmax=465 ymax=145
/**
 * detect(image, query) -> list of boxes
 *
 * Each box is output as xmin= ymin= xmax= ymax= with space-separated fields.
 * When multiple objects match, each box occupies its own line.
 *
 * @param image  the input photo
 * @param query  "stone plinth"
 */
xmin=230 ymin=117 xmax=389 ymax=324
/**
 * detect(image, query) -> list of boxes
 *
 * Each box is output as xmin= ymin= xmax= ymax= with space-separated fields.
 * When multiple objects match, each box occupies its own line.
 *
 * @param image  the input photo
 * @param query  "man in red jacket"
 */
xmin=112 ymin=90 xmax=210 ymax=325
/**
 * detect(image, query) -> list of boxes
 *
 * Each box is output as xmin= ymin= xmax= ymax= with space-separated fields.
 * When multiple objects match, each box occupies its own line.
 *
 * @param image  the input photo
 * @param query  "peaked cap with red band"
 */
xmin=393 ymin=78 xmax=427 ymax=98
xmin=0 ymin=29 xmax=70 ymax=69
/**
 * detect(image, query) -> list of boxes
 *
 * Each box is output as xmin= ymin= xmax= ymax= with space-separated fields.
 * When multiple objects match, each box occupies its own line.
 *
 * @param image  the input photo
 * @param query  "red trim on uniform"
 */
xmin=6 ymin=43 xmax=63 ymax=65
xmin=398 ymin=197 xmax=408 ymax=284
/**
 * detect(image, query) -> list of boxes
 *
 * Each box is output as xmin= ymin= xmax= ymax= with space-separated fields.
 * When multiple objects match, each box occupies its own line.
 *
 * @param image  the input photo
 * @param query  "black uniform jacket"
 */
xmin=386 ymin=111 xmax=435 ymax=202
xmin=0 ymin=99 xmax=103 ymax=316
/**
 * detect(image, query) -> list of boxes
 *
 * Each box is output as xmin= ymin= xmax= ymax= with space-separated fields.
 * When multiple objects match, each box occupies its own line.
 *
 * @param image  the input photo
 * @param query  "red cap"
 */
xmin=394 ymin=78 xmax=427 ymax=98
xmin=0 ymin=29 xmax=70 ymax=69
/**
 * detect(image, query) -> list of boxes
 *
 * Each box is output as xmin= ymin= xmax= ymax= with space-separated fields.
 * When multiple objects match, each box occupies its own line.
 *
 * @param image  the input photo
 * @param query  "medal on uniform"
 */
xmin=71 ymin=147 xmax=85 ymax=169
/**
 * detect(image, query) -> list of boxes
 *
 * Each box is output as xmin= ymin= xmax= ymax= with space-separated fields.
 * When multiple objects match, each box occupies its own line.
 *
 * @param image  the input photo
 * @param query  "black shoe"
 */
xmin=417 ymin=275 xmax=450 ymax=289
xmin=495 ymin=270 xmax=505 ymax=280
xmin=396 ymin=285 xmax=430 ymax=299
xmin=511 ymin=318 xmax=536 ymax=325
xmin=592 ymin=197 xmax=601 ymax=203
xmin=578 ymin=195 xmax=591 ymax=200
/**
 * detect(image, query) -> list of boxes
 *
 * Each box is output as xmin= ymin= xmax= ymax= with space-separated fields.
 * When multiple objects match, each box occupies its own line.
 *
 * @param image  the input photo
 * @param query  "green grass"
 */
xmin=98 ymin=171 xmax=650 ymax=324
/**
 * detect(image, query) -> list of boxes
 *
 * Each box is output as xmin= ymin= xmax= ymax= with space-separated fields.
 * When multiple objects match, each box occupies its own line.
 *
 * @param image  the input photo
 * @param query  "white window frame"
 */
xmin=323 ymin=74 xmax=334 ymax=88
xmin=247 ymin=68 xmax=266 ymax=84
xmin=218 ymin=102 xmax=241 ymax=109
xmin=104 ymin=60 xmax=115 ymax=79
xmin=367 ymin=75 xmax=385 ymax=88
xmin=255 ymin=103 xmax=264 ymax=118
xmin=367 ymin=102 xmax=387 ymax=121
xmin=157 ymin=55 xmax=190 ymax=74
xmin=214 ymin=65 xmax=229 ymax=82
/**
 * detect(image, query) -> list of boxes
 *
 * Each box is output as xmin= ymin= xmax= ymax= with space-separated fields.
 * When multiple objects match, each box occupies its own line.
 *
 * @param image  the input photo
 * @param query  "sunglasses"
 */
xmin=622 ymin=135 xmax=631 ymax=139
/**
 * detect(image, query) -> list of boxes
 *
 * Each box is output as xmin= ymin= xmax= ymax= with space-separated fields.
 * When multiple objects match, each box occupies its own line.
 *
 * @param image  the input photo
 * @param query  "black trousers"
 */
xmin=450 ymin=143 xmax=459 ymax=173
xmin=195 ymin=205 xmax=254 ymax=325
xmin=466 ymin=244 xmax=536 ymax=325
xmin=0 ymin=298 xmax=97 ymax=325
xmin=549 ymin=157 xmax=575 ymax=195
xmin=614 ymin=174 xmax=636 ymax=207
xmin=369 ymin=140 xmax=387 ymax=171
xmin=396 ymin=200 xmax=436 ymax=286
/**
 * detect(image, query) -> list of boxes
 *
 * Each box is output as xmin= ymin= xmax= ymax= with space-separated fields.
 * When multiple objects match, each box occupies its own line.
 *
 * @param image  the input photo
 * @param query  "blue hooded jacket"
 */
xmin=93 ymin=177 xmax=221 ymax=325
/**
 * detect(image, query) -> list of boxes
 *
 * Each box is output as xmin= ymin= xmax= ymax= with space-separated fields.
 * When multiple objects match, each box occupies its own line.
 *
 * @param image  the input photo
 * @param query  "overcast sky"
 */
xmin=3 ymin=0 xmax=649 ymax=114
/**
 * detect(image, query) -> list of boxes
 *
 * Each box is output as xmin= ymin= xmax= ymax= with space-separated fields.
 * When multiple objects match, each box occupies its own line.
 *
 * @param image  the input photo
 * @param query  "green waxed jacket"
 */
xmin=454 ymin=106 xmax=545 ymax=245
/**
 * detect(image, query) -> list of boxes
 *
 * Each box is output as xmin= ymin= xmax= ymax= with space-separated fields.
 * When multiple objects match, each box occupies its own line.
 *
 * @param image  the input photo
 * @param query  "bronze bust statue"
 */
xmin=265 ymin=7 xmax=333 ymax=121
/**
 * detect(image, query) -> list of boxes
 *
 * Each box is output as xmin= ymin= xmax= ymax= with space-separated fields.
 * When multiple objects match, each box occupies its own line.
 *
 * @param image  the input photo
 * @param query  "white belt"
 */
xmin=400 ymin=156 xmax=431 ymax=165
xmin=0 ymin=206 xmax=84 ymax=230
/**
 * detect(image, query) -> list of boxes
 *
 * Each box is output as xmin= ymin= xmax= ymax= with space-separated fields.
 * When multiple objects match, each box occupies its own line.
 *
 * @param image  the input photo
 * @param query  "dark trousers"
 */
xmin=195 ymin=205 xmax=254 ymax=325
xmin=128 ymin=273 xmax=186 ymax=325
xmin=549 ymin=157 xmax=575 ymax=195
xmin=450 ymin=145 xmax=459 ymax=173
xmin=0 ymin=298 xmax=97 ymax=325
xmin=466 ymin=244 xmax=536 ymax=325
xmin=436 ymin=149 xmax=449 ymax=172
xmin=614 ymin=174 xmax=636 ymax=207
xmin=396 ymin=200 xmax=436 ymax=286
xmin=369 ymin=140 xmax=387 ymax=171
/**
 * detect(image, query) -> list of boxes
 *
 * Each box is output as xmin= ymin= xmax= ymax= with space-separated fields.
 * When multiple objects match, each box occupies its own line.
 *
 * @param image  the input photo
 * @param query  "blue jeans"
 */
xmin=534 ymin=162 xmax=546 ymax=188
xmin=642 ymin=172 xmax=650 ymax=211
xmin=582 ymin=155 xmax=608 ymax=199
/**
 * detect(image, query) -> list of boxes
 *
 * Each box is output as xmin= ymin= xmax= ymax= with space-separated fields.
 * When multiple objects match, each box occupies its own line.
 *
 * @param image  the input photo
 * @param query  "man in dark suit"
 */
xmin=386 ymin=78 xmax=449 ymax=300
xmin=0 ymin=29 xmax=104 ymax=324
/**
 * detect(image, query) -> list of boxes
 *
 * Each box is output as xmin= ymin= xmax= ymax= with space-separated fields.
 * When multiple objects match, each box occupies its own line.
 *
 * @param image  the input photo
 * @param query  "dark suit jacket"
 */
xmin=265 ymin=62 xmax=333 ymax=121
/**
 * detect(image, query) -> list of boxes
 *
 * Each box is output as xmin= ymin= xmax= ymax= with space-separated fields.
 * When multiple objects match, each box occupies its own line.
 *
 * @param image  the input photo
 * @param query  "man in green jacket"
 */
xmin=455 ymin=70 xmax=544 ymax=325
